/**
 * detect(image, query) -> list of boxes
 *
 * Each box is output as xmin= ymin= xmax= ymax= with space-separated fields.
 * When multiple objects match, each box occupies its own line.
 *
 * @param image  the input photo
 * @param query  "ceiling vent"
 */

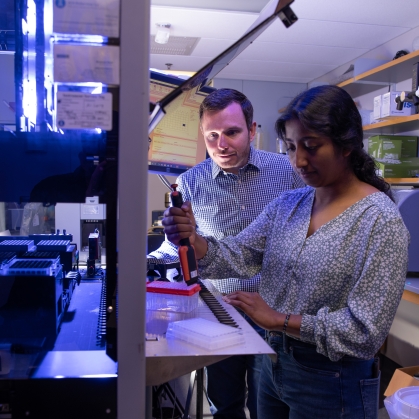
xmin=150 ymin=36 xmax=200 ymax=56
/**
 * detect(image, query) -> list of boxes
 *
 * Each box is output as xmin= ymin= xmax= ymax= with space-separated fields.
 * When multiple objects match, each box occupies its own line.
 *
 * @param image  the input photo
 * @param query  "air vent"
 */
xmin=150 ymin=36 xmax=200 ymax=56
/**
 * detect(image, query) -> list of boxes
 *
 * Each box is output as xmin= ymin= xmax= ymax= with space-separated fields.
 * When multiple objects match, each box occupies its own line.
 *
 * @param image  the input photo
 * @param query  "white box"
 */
xmin=358 ymin=109 xmax=373 ymax=126
xmin=373 ymin=95 xmax=382 ymax=120
xmin=369 ymin=111 xmax=376 ymax=125
xmin=381 ymin=91 xmax=413 ymax=117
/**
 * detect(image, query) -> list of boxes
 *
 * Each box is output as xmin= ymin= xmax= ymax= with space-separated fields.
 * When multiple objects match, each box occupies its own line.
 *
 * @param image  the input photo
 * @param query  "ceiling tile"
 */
xmin=151 ymin=0 xmax=271 ymax=13
xmin=149 ymin=1 xmax=419 ymax=83
xmin=256 ymin=19 xmax=411 ymax=49
xmin=292 ymin=0 xmax=419 ymax=28
xmin=236 ymin=42 xmax=368 ymax=66
xmin=219 ymin=59 xmax=336 ymax=81
xmin=187 ymin=38 xmax=236 ymax=58
xmin=151 ymin=6 xmax=256 ymax=39
xmin=150 ymin=55 xmax=211 ymax=72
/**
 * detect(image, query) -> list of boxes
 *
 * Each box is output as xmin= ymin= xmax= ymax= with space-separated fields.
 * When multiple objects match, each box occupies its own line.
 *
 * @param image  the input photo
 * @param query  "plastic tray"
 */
xmin=166 ymin=318 xmax=245 ymax=350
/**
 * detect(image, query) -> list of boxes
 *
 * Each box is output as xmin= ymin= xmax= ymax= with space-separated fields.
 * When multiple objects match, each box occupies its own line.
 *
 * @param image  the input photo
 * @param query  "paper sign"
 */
xmin=56 ymin=91 xmax=113 ymax=130
xmin=54 ymin=44 xmax=120 ymax=85
xmin=53 ymin=0 xmax=120 ymax=38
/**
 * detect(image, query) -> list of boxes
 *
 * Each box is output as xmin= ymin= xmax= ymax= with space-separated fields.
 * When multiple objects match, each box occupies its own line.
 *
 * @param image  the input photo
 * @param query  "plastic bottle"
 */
xmin=254 ymin=124 xmax=262 ymax=149
xmin=276 ymin=137 xmax=287 ymax=154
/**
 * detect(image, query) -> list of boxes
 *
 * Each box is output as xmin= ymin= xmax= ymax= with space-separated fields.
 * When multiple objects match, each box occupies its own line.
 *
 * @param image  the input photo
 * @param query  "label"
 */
xmin=53 ymin=0 xmax=120 ymax=38
xmin=54 ymin=44 xmax=120 ymax=85
xmin=82 ymin=205 xmax=99 ymax=215
xmin=56 ymin=91 xmax=112 ymax=130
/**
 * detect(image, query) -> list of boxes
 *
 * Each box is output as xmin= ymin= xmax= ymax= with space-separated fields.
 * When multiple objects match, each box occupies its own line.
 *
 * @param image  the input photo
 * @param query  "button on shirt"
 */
xmin=148 ymin=148 xmax=305 ymax=294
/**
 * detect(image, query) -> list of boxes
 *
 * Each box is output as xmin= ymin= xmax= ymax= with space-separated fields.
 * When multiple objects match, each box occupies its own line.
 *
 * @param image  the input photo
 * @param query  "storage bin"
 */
xmin=146 ymin=281 xmax=201 ymax=313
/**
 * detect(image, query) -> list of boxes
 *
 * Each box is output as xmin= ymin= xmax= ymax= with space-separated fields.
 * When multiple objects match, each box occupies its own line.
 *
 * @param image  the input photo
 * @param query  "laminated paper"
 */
xmin=53 ymin=0 xmax=120 ymax=38
xmin=54 ymin=44 xmax=120 ymax=85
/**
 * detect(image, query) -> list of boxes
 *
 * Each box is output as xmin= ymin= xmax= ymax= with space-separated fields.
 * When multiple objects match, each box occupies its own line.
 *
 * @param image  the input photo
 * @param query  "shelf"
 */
xmin=402 ymin=289 xmax=419 ymax=305
xmin=338 ymin=50 xmax=419 ymax=97
xmin=384 ymin=178 xmax=419 ymax=186
xmin=363 ymin=114 xmax=419 ymax=134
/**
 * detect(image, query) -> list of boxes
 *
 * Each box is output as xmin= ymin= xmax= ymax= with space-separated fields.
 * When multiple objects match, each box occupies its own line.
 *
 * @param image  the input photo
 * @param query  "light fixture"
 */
xmin=155 ymin=23 xmax=171 ymax=45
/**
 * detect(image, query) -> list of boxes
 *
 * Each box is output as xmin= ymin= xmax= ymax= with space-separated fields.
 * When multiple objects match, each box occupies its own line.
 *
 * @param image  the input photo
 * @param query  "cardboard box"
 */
xmin=376 ymin=161 xmax=407 ymax=178
xmin=384 ymin=365 xmax=419 ymax=397
xmin=400 ymin=157 xmax=419 ymax=177
xmin=401 ymin=137 xmax=419 ymax=158
xmin=373 ymin=95 xmax=382 ymax=120
xmin=376 ymin=158 xmax=419 ymax=178
xmin=369 ymin=136 xmax=402 ymax=160
xmin=381 ymin=91 xmax=413 ymax=117
xmin=369 ymin=135 xmax=418 ymax=159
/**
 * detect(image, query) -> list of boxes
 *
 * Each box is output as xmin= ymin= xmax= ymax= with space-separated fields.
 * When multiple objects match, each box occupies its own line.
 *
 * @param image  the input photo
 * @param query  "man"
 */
xmin=147 ymin=88 xmax=305 ymax=419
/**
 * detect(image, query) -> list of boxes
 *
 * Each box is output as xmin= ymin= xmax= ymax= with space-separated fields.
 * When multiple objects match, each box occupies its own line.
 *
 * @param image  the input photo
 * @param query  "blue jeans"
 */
xmin=207 ymin=312 xmax=264 ymax=419
xmin=258 ymin=332 xmax=380 ymax=419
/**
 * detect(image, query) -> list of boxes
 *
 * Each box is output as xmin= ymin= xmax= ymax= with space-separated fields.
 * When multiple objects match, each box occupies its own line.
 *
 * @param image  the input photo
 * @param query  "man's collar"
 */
xmin=211 ymin=147 xmax=261 ymax=179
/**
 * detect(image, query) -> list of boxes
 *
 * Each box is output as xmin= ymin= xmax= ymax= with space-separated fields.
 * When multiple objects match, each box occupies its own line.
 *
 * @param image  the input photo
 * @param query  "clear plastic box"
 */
xmin=146 ymin=281 xmax=201 ymax=313
xmin=166 ymin=318 xmax=245 ymax=350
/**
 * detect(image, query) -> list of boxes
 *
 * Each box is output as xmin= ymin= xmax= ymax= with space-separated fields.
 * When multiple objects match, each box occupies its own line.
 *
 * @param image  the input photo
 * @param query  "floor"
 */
xmin=152 ymin=353 xmax=399 ymax=419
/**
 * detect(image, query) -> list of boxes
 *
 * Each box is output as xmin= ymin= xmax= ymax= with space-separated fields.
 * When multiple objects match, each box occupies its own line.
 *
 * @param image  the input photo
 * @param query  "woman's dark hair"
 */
xmin=199 ymin=88 xmax=253 ymax=131
xmin=275 ymin=85 xmax=393 ymax=200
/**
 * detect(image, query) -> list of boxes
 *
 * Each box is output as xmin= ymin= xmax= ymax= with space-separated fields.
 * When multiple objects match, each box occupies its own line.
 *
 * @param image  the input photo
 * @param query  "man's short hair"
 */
xmin=199 ymin=88 xmax=253 ymax=131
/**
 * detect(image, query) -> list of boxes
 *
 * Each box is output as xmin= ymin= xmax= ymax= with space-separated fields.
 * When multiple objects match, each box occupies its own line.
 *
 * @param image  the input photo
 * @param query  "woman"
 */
xmin=162 ymin=85 xmax=409 ymax=418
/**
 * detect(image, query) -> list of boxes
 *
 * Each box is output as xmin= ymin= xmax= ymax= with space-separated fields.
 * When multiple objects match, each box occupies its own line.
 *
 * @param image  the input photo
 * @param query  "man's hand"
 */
xmin=162 ymin=201 xmax=196 ymax=246
xmin=162 ymin=201 xmax=208 ymax=259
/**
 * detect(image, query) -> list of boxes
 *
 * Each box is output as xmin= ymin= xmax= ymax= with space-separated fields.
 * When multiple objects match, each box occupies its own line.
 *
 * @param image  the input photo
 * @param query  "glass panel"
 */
xmin=0 ymin=1 xmax=117 ymax=414
xmin=0 ymin=0 xmax=117 ymax=205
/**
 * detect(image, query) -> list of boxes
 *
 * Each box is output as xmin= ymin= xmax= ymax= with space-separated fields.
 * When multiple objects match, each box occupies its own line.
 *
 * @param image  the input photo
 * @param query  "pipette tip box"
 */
xmin=146 ymin=281 xmax=201 ymax=313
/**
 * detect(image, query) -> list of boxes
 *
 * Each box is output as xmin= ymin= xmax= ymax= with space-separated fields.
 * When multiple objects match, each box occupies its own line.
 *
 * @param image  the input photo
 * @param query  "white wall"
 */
xmin=310 ymin=26 xmax=419 ymax=88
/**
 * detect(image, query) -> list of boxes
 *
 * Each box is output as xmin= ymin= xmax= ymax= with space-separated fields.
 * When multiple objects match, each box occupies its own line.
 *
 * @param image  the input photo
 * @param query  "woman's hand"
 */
xmin=162 ymin=201 xmax=196 ymax=246
xmin=223 ymin=291 xmax=283 ymax=331
xmin=224 ymin=291 xmax=301 ymax=337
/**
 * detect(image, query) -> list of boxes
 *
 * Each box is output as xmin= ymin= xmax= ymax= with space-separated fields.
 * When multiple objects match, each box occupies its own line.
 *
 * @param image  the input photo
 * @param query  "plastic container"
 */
xmin=254 ymin=124 xmax=262 ymax=149
xmin=146 ymin=281 xmax=201 ymax=313
xmin=384 ymin=386 xmax=419 ymax=419
xmin=166 ymin=318 xmax=245 ymax=350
